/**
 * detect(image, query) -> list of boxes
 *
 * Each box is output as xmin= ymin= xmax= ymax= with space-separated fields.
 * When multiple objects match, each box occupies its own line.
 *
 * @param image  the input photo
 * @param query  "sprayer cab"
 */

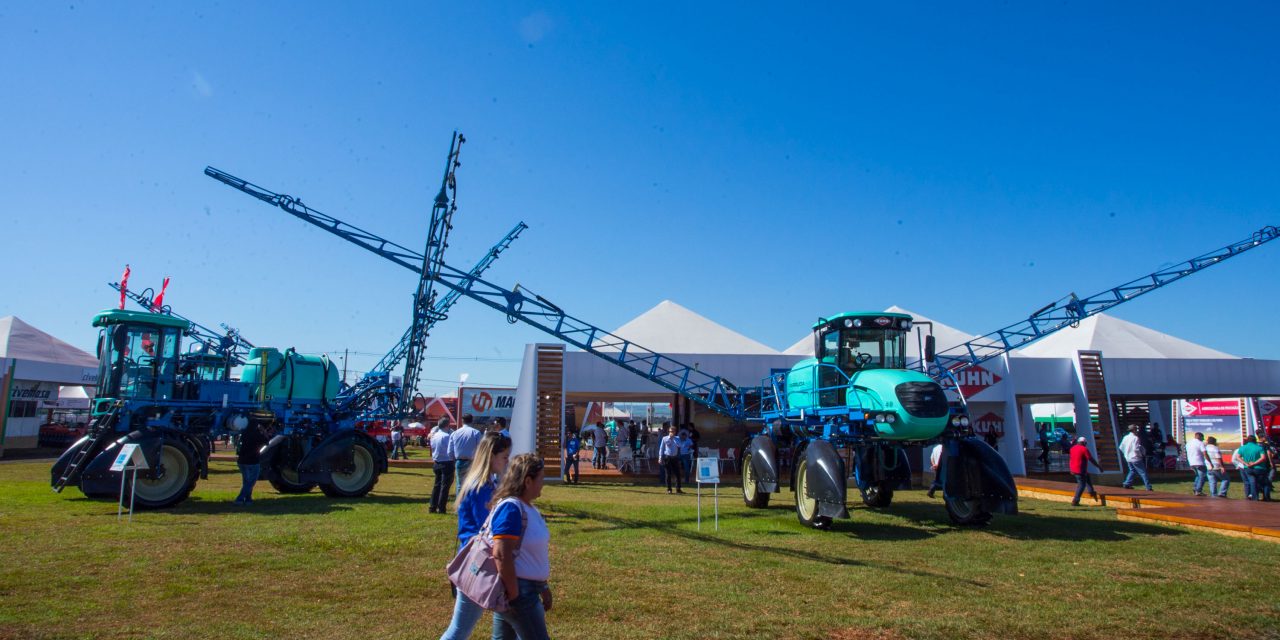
xmin=780 ymin=312 xmax=952 ymax=441
xmin=91 ymin=309 xmax=191 ymax=405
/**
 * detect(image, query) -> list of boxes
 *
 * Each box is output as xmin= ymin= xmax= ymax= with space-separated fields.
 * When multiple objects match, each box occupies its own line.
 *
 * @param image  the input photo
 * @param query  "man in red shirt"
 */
xmin=1069 ymin=436 xmax=1102 ymax=506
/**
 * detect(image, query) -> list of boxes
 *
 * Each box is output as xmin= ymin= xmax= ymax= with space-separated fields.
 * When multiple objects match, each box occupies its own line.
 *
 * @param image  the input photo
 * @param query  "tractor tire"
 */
xmin=130 ymin=438 xmax=198 ymax=509
xmin=944 ymin=496 xmax=993 ymax=526
xmin=319 ymin=439 xmax=379 ymax=498
xmin=862 ymin=481 xmax=894 ymax=508
xmin=794 ymin=457 xmax=832 ymax=530
xmin=741 ymin=451 xmax=770 ymax=508
xmin=269 ymin=459 xmax=316 ymax=494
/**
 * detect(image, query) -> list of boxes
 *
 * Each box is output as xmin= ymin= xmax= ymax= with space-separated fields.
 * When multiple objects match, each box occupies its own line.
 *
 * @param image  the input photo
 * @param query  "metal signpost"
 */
xmin=696 ymin=457 xmax=720 ymax=531
xmin=110 ymin=444 xmax=149 ymax=522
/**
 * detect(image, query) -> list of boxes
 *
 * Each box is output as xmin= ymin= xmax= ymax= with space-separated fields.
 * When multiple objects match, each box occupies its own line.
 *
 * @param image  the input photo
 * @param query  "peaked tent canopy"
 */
xmin=782 ymin=306 xmax=978 ymax=361
xmin=0 ymin=316 xmax=98 ymax=367
xmin=1015 ymin=313 xmax=1237 ymax=359
xmin=606 ymin=300 xmax=780 ymax=355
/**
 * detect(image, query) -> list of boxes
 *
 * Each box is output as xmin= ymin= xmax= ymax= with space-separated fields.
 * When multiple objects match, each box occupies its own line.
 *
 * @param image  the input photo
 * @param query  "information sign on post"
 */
xmin=111 ymin=444 xmax=149 ymax=522
xmin=696 ymin=457 xmax=720 ymax=531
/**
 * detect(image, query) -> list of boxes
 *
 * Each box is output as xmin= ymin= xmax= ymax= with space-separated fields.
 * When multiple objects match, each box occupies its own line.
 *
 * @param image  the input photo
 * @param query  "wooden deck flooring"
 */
xmin=1017 ymin=477 xmax=1280 ymax=543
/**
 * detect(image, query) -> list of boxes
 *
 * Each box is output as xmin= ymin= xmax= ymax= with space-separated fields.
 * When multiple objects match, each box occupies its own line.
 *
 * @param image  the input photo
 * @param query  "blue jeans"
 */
xmin=681 ymin=454 xmax=693 ymax=482
xmin=455 ymin=458 xmax=473 ymax=482
xmin=391 ymin=441 xmax=406 ymax=459
xmin=1191 ymin=465 xmax=1208 ymax=494
xmin=1249 ymin=467 xmax=1272 ymax=500
xmin=564 ymin=454 xmax=579 ymax=483
xmin=1208 ymin=469 xmax=1230 ymax=497
xmin=1072 ymin=473 xmax=1096 ymax=504
xmin=1240 ymin=468 xmax=1257 ymax=499
xmin=236 ymin=463 xmax=260 ymax=503
xmin=492 ymin=578 xmax=549 ymax=640
xmin=439 ymin=590 xmax=485 ymax=640
xmin=1123 ymin=459 xmax=1151 ymax=490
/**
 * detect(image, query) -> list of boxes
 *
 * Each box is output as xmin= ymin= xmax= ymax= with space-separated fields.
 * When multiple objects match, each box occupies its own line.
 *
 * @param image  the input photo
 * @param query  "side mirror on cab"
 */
xmin=925 ymin=335 xmax=936 ymax=363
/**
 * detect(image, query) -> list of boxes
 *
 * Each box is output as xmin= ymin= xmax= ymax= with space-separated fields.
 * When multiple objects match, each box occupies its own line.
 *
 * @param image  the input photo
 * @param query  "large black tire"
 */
xmin=319 ymin=439 xmax=379 ymax=498
xmin=741 ymin=451 xmax=770 ymax=508
xmin=269 ymin=459 xmax=317 ymax=494
xmin=862 ymin=481 xmax=894 ymax=508
xmin=130 ymin=438 xmax=198 ymax=509
xmin=794 ymin=457 xmax=832 ymax=529
xmin=944 ymin=495 xmax=993 ymax=526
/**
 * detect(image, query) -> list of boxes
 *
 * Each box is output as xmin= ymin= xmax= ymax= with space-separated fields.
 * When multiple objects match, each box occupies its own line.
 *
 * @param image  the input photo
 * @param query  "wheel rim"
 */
xmin=948 ymin=496 xmax=977 ymax=519
xmin=796 ymin=459 xmax=817 ymax=521
xmin=743 ymin=453 xmax=758 ymax=498
xmin=330 ymin=444 xmax=374 ymax=492
xmin=135 ymin=444 xmax=189 ymax=502
xmin=279 ymin=463 xmax=302 ymax=485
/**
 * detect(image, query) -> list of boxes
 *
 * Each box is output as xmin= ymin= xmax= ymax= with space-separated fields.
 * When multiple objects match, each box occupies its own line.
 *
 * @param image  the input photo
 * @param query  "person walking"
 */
xmin=439 ymin=433 xmax=512 ymax=640
xmin=926 ymin=443 xmax=943 ymax=499
xmin=591 ymin=421 xmax=609 ymax=469
xmin=390 ymin=423 xmax=407 ymax=460
xmin=655 ymin=421 xmax=671 ymax=486
xmin=1186 ymin=431 xmax=1209 ymax=496
xmin=1068 ymin=437 xmax=1102 ymax=506
xmin=234 ymin=416 xmax=272 ymax=505
xmin=429 ymin=418 xmax=456 ymax=514
xmin=1237 ymin=435 xmax=1272 ymax=501
xmin=563 ymin=430 xmax=581 ymax=484
xmin=1119 ymin=425 xmax=1152 ymax=491
xmin=678 ymin=427 xmax=695 ymax=483
xmin=490 ymin=454 xmax=554 ymax=640
xmin=659 ymin=424 xmax=683 ymax=494
xmin=450 ymin=414 xmax=484 ymax=480
xmin=1206 ymin=436 xmax=1230 ymax=498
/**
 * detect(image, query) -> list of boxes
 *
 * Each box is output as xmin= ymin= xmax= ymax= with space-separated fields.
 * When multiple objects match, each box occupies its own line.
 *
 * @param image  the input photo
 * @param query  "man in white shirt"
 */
xmin=591 ymin=422 xmax=609 ymax=469
xmin=1185 ymin=431 xmax=1209 ymax=496
xmin=449 ymin=414 xmax=484 ymax=479
xmin=1205 ymin=436 xmax=1230 ymax=498
xmin=1118 ymin=425 xmax=1152 ymax=491
xmin=658 ymin=424 xmax=683 ymax=494
xmin=427 ymin=418 xmax=454 ymax=513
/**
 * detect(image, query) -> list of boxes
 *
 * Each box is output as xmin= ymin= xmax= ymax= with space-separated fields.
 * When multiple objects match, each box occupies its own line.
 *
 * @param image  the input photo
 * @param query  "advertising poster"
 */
xmin=1180 ymin=399 xmax=1241 ymax=445
xmin=459 ymin=387 xmax=516 ymax=425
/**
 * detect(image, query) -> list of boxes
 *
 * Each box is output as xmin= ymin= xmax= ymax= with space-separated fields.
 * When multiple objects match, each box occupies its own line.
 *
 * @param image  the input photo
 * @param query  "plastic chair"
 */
xmin=617 ymin=446 xmax=635 ymax=474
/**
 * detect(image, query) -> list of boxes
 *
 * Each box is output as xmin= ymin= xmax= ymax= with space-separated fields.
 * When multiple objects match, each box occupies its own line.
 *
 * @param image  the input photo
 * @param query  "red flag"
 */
xmin=119 ymin=264 xmax=131 ymax=310
xmin=152 ymin=277 xmax=170 ymax=311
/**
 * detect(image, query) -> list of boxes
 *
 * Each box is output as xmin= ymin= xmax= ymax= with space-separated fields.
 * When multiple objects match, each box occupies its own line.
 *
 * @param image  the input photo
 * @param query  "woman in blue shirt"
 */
xmin=490 ymin=453 xmax=553 ymax=640
xmin=439 ymin=432 xmax=511 ymax=640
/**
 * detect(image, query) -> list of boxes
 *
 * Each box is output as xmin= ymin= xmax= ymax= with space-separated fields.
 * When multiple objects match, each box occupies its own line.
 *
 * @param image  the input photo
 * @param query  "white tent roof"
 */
xmin=1015 ymin=313 xmax=1237 ymax=359
xmin=782 ymin=306 xmax=977 ymax=359
xmin=605 ymin=300 xmax=780 ymax=355
xmin=0 ymin=316 xmax=98 ymax=367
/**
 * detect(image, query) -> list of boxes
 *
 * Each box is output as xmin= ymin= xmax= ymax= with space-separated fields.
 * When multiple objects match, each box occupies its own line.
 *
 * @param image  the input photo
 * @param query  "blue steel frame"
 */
xmin=930 ymin=224 xmax=1280 ymax=378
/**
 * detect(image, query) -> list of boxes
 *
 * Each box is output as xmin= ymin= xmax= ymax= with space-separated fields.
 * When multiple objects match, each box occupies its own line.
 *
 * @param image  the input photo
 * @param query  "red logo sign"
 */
xmin=973 ymin=412 xmax=1004 ymax=437
xmin=1181 ymin=400 xmax=1238 ymax=416
xmin=946 ymin=365 xmax=1003 ymax=398
xmin=471 ymin=392 xmax=494 ymax=413
xmin=874 ymin=317 xmax=891 ymax=326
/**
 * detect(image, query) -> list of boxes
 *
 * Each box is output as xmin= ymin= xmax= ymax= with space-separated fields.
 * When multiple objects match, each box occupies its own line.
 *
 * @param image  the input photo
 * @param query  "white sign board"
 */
xmin=697 ymin=457 xmax=719 ymax=484
xmin=110 ymin=444 xmax=149 ymax=472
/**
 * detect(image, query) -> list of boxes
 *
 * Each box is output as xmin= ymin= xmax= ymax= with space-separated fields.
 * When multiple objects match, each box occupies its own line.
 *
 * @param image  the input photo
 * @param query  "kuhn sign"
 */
xmin=945 ymin=366 xmax=1003 ymax=398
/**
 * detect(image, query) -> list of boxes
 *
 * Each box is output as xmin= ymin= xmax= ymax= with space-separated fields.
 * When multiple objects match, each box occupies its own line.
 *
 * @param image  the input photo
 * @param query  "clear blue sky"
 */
xmin=2 ymin=2 xmax=1277 ymax=395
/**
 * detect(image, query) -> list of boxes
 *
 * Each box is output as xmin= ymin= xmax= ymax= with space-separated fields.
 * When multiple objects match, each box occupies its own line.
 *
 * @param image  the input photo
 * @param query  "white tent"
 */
xmin=782 ymin=306 xmax=977 ymax=362
xmin=605 ymin=300 xmax=779 ymax=355
xmin=0 ymin=316 xmax=97 ymax=367
xmin=1015 ymin=314 xmax=1237 ymax=359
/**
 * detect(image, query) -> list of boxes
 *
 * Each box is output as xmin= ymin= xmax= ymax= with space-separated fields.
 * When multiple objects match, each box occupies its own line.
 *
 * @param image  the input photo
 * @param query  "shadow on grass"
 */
xmin=71 ymin=492 xmax=426 ymax=517
xmin=549 ymin=503 xmax=990 ymax=587
xmin=884 ymin=501 xmax=1189 ymax=542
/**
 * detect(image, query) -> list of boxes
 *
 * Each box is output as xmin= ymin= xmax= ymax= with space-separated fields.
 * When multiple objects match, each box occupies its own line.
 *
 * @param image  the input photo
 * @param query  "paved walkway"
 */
xmin=1017 ymin=477 xmax=1280 ymax=543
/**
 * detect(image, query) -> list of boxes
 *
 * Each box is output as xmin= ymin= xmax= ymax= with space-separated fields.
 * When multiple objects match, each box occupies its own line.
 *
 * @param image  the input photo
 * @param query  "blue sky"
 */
xmin=2 ymin=2 xmax=1277 ymax=394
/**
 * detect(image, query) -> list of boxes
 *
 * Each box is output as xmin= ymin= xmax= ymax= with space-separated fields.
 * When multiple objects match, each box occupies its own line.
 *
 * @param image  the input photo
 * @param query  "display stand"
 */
xmin=111 ymin=444 xmax=149 ymax=522
xmin=695 ymin=457 xmax=719 ymax=531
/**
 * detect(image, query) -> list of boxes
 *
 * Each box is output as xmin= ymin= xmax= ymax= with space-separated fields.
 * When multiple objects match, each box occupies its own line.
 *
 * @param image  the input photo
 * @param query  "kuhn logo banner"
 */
xmin=1180 ymin=400 xmax=1238 ymax=416
xmin=944 ymin=366 xmax=1003 ymax=398
xmin=972 ymin=412 xmax=1004 ymax=437
xmin=460 ymin=387 xmax=516 ymax=423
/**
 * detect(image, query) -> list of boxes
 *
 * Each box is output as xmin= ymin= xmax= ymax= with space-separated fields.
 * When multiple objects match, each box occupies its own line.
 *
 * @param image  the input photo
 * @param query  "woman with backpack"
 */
xmin=439 ymin=432 xmax=512 ymax=640
xmin=490 ymin=453 xmax=554 ymax=640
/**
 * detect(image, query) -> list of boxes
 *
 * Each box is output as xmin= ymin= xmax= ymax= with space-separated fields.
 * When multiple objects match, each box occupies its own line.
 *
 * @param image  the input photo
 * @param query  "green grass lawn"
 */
xmin=1 ymin=460 xmax=1277 ymax=640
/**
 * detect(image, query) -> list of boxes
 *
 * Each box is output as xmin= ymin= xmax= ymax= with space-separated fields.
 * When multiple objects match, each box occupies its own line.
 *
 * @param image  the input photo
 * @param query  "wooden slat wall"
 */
xmin=535 ymin=346 xmax=564 ymax=465
xmin=1078 ymin=351 xmax=1121 ymax=471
